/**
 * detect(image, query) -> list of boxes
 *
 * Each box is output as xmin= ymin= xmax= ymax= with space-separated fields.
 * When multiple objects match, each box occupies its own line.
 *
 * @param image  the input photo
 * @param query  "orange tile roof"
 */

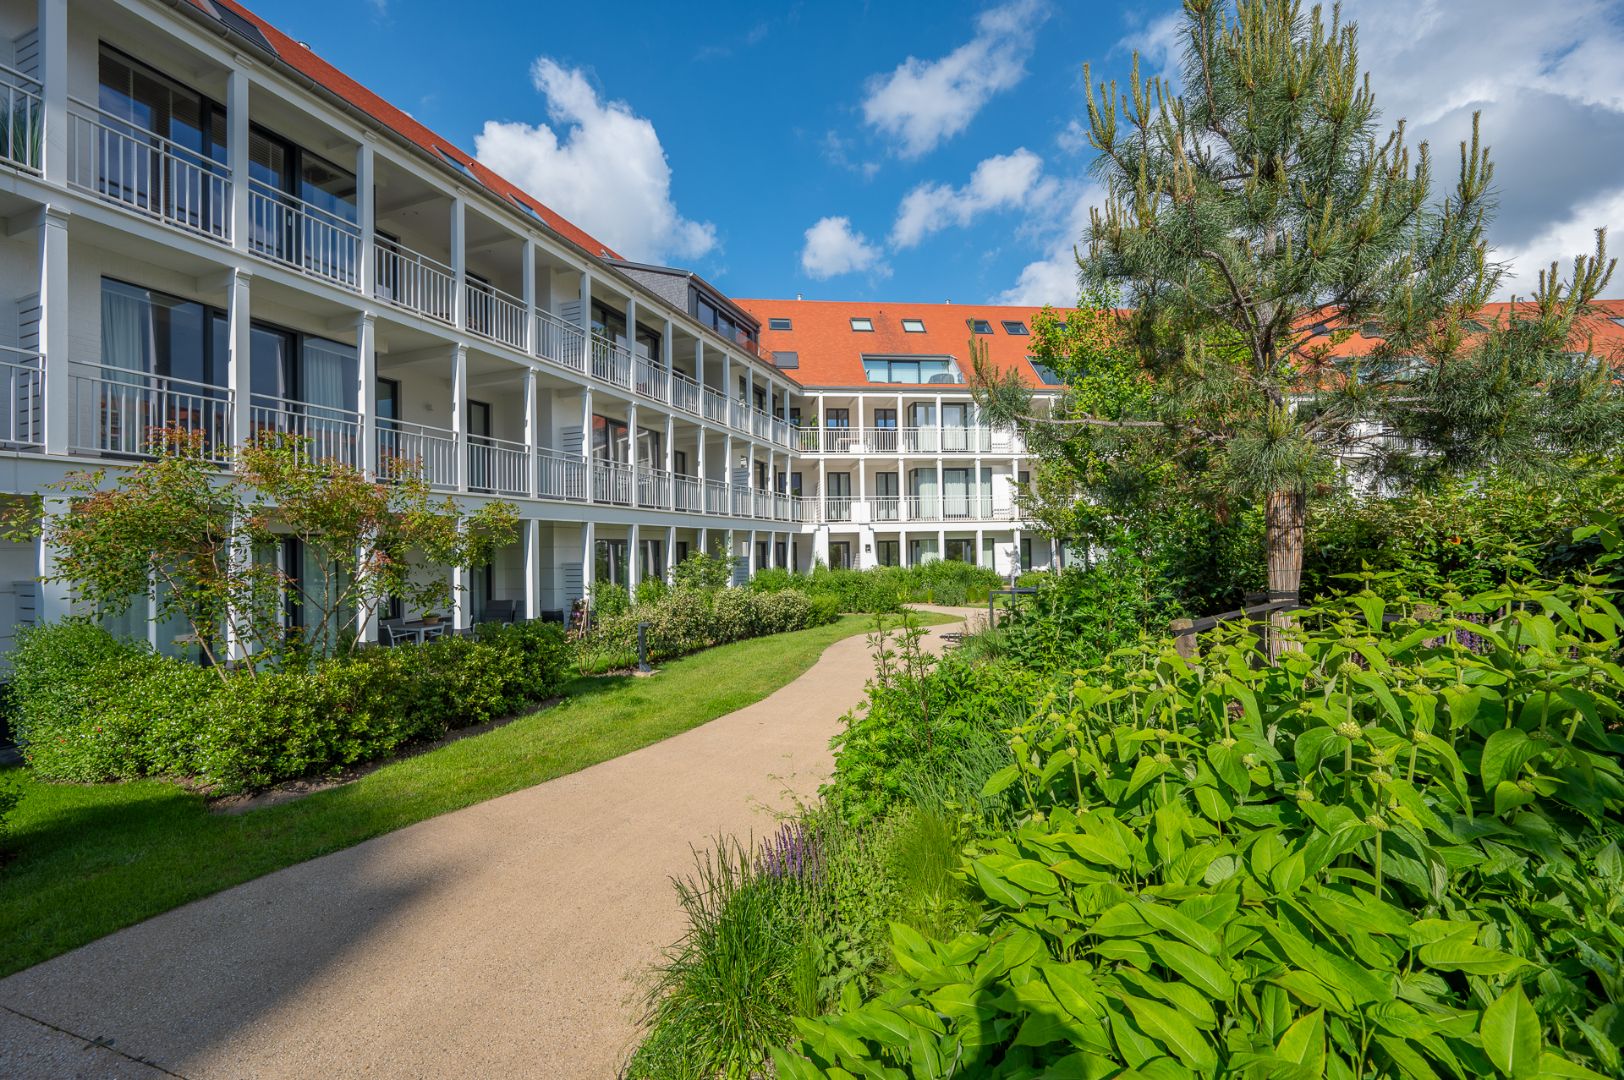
xmin=735 ymin=299 xmax=1060 ymax=390
xmin=1296 ymin=299 xmax=1624 ymax=363
xmin=199 ymin=0 xmax=621 ymax=261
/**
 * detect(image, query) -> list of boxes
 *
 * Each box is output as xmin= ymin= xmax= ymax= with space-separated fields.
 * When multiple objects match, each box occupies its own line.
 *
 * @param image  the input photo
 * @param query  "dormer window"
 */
xmin=850 ymin=317 xmax=874 ymax=332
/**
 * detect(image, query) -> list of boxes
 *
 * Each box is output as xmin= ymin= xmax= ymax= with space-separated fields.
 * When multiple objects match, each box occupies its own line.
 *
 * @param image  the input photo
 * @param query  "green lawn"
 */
xmin=0 ymin=613 xmax=947 ymax=977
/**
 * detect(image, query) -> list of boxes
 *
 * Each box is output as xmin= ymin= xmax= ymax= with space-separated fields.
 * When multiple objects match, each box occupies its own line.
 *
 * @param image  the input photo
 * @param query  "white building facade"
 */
xmin=0 ymin=0 xmax=1053 ymax=658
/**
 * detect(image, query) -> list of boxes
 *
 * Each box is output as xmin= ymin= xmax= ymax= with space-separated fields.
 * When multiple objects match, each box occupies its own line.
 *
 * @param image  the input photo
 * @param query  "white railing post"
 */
xmin=228 ymin=268 xmax=253 ymax=453
xmin=524 ymin=368 xmax=538 ymax=498
xmin=522 ymin=238 xmax=537 ymax=355
xmin=38 ymin=0 xmax=66 ymax=184
xmin=450 ymin=196 xmax=466 ymax=330
xmin=358 ymin=312 xmax=377 ymax=477
xmin=38 ymin=206 xmax=69 ymax=457
xmin=227 ymin=68 xmax=250 ymax=247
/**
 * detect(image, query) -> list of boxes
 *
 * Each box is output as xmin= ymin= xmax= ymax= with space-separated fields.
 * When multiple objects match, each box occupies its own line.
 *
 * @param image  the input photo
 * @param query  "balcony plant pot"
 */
xmin=421 ymin=613 xmax=442 ymax=626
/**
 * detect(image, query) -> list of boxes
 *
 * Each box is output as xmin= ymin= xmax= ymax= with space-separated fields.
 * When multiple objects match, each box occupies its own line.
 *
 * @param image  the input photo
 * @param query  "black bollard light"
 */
xmin=636 ymin=621 xmax=652 ymax=673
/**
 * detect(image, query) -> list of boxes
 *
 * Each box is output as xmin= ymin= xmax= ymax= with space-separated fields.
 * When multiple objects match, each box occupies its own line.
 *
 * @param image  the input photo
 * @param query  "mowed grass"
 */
xmin=0 ymin=612 xmax=949 ymax=977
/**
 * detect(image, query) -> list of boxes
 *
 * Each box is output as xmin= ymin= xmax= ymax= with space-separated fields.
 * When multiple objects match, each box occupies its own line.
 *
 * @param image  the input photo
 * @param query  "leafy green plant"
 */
xmin=782 ymin=580 xmax=1624 ymax=1077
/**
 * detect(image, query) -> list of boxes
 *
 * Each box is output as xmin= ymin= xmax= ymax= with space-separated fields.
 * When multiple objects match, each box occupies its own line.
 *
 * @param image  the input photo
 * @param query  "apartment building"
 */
xmin=742 ymin=299 xmax=1060 ymax=576
xmin=0 ymin=0 xmax=841 ymax=658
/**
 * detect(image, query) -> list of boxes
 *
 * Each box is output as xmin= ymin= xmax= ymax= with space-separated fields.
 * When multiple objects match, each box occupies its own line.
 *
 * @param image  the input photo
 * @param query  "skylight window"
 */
xmin=901 ymin=318 xmax=926 ymax=333
xmin=1030 ymin=361 xmax=1064 ymax=385
xmin=769 ymin=317 xmax=793 ymax=331
xmin=508 ymin=194 xmax=544 ymax=223
xmin=1001 ymin=320 xmax=1029 ymax=335
xmin=968 ymin=318 xmax=994 ymax=335
xmin=772 ymin=350 xmax=799 ymax=369
xmin=862 ymin=356 xmax=961 ymax=384
xmin=850 ymin=317 xmax=874 ymax=332
xmin=435 ymin=147 xmax=477 ymax=180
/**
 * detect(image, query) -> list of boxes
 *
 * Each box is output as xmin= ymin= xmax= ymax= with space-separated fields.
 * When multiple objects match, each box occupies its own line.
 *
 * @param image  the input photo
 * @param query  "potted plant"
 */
xmin=420 ymin=611 xmax=442 ymax=626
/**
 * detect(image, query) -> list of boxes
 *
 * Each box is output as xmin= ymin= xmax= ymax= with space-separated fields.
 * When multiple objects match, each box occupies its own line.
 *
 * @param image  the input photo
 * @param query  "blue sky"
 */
xmin=254 ymin=0 xmax=1624 ymax=306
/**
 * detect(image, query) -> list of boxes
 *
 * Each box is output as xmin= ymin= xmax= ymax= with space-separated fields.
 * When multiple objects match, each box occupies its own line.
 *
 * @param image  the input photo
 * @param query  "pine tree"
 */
xmin=975 ymin=0 xmax=1623 ymax=625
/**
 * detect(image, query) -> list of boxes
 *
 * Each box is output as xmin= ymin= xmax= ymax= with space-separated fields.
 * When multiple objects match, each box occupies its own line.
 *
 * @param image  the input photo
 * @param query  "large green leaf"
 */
xmin=1480 ymin=728 xmax=1547 ymax=792
xmin=1121 ymin=993 xmax=1218 ymax=1072
xmin=1276 ymin=1008 xmax=1326 ymax=1076
xmin=1417 ymin=938 xmax=1533 ymax=976
xmin=1480 ymin=984 xmax=1540 ymax=1079
xmin=1146 ymin=935 xmax=1235 ymax=998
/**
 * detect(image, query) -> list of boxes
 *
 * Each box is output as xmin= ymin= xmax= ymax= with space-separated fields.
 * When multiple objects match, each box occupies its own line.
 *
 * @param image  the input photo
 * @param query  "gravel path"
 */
xmin=0 ymin=612 xmax=971 ymax=1079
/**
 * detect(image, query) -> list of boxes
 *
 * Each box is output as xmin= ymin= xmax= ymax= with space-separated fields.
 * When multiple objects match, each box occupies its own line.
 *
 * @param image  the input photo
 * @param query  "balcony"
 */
xmin=375 ymin=240 xmax=455 ymax=324
xmin=671 ymin=371 xmax=701 ymax=415
xmin=467 ymin=433 xmax=530 ymax=497
xmin=636 ymin=467 xmax=671 ymax=510
xmin=633 ymin=355 xmax=670 ymax=404
xmin=377 ymin=419 xmax=458 ymax=489
xmin=465 ymin=282 xmax=528 ymax=353
xmin=69 ymin=361 xmax=232 ymax=461
xmin=0 ymin=63 xmax=42 ymax=172
xmin=702 ymin=386 xmax=728 ymax=424
xmin=248 ymin=180 xmax=361 ymax=289
xmin=0 ymin=347 xmax=43 ymax=449
xmin=592 ymin=458 xmax=633 ymax=505
xmin=67 ymin=101 xmax=231 ymax=242
xmin=704 ymin=478 xmax=728 ymax=515
xmin=249 ymin=394 xmax=361 ymax=469
xmin=536 ymin=446 xmax=587 ymax=501
xmin=800 ymin=426 xmax=997 ymax=454
xmin=673 ymin=474 xmax=701 ymax=512
xmin=536 ymin=310 xmax=586 ymax=374
xmin=589 ymin=333 xmax=633 ymax=390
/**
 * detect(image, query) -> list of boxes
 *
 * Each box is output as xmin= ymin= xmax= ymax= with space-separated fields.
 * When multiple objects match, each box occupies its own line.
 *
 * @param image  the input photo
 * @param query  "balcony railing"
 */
xmin=704 ymin=478 xmax=729 ymax=515
xmin=67 ymin=101 xmax=231 ymax=241
xmin=824 ymin=496 xmax=852 ymax=523
xmin=671 ymin=371 xmax=701 ymax=414
xmin=633 ymin=356 xmax=670 ymax=404
xmin=636 ymin=467 xmax=672 ymax=510
xmin=468 ymin=433 xmax=529 ymax=497
xmin=673 ymin=474 xmax=702 ymax=512
xmin=702 ymin=385 xmax=728 ymax=424
xmin=249 ymin=394 xmax=361 ymax=469
xmin=375 ymin=240 xmax=455 ymax=324
xmin=589 ymin=333 xmax=633 ymax=390
xmin=0 ymin=347 xmax=43 ymax=449
xmin=536 ymin=310 xmax=586 ymax=373
xmin=0 ymin=63 xmax=42 ymax=172
xmin=869 ymin=496 xmax=902 ymax=522
xmin=799 ymin=425 xmax=997 ymax=453
xmin=465 ymin=282 xmax=528 ymax=352
xmin=729 ymin=399 xmax=750 ymax=431
xmin=248 ymin=179 xmax=360 ymax=289
xmin=592 ymin=458 xmax=633 ymax=505
xmin=377 ymin=419 xmax=457 ymax=489
xmin=536 ymin=446 xmax=587 ymax=501
xmin=750 ymin=408 xmax=772 ymax=439
xmin=771 ymin=417 xmax=794 ymax=448
xmin=69 ymin=361 xmax=232 ymax=461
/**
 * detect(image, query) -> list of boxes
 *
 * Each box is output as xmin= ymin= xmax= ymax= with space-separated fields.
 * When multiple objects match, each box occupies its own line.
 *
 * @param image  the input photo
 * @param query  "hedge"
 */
xmin=8 ymin=618 xmax=571 ymax=793
xmin=577 ymin=586 xmax=839 ymax=670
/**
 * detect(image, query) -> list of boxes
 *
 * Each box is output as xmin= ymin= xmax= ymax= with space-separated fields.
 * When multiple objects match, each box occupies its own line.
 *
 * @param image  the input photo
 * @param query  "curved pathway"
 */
xmin=0 ymin=611 xmax=973 ymax=1079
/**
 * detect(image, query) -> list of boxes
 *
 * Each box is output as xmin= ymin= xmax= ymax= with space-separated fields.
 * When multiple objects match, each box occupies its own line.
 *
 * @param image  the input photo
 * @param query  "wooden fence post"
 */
xmin=1171 ymin=618 xmax=1196 ymax=659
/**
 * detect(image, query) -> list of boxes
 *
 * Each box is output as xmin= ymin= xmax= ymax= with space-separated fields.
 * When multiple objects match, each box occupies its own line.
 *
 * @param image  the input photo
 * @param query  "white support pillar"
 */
xmin=625 ymin=296 xmax=638 ymax=354
xmin=582 ymin=521 xmax=596 ymax=604
xmin=936 ymin=456 xmax=944 ymax=522
xmin=521 ymin=238 xmax=537 ymax=353
xmin=524 ymin=518 xmax=541 ymax=619
xmin=523 ymin=368 xmax=538 ymax=498
xmin=938 ymin=527 xmax=946 ymax=564
xmin=451 ymin=344 xmax=468 ymax=491
xmin=897 ymin=454 xmax=908 ymax=521
xmin=975 ymin=528 xmax=985 ymax=567
xmin=225 ymin=268 xmax=253 ymax=453
xmin=38 ymin=207 xmax=69 ymax=456
xmin=1014 ymin=527 xmax=1023 ymax=575
xmin=355 ymin=540 xmax=378 ymax=647
xmin=748 ymin=529 xmax=757 ymax=577
xmin=579 ymin=270 xmax=593 ymax=331
xmin=628 ymin=522 xmax=641 ymax=600
xmin=665 ymin=413 xmax=675 ymax=475
xmin=724 ymin=433 xmax=734 ymax=510
xmin=581 ymin=388 xmax=594 ymax=497
xmin=697 ymin=427 xmax=708 ymax=486
xmin=38 ymin=0 xmax=67 ymax=184
xmin=452 ymin=563 xmax=469 ymax=630
xmin=698 ymin=527 xmax=708 ymax=557
xmin=226 ymin=67 xmax=250 ymax=248
xmin=357 ymin=139 xmax=375 ymax=296
xmin=450 ymin=196 xmax=467 ymax=329
xmin=357 ymin=311 xmax=376 ymax=476
xmin=666 ymin=524 xmax=676 ymax=581
xmin=36 ymin=495 xmax=71 ymax=623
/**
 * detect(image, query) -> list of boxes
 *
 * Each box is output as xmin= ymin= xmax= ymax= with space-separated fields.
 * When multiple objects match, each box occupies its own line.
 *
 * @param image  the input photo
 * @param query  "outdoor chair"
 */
xmin=480 ymin=599 xmax=517 ymax=624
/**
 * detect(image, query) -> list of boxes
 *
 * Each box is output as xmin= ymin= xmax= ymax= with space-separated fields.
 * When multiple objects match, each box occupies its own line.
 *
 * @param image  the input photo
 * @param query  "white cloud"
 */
xmin=890 ymin=149 xmax=1048 ymax=249
xmin=994 ymin=180 xmax=1102 ymax=306
xmin=1496 ymin=190 xmax=1624 ymax=300
xmin=800 ymin=216 xmax=888 ymax=279
xmin=861 ymin=0 xmax=1051 ymax=158
xmin=473 ymin=58 xmax=716 ymax=263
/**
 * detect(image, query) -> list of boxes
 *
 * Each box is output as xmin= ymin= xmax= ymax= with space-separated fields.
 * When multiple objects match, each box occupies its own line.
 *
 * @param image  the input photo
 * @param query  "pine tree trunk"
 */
xmin=1264 ymin=488 xmax=1305 ymax=658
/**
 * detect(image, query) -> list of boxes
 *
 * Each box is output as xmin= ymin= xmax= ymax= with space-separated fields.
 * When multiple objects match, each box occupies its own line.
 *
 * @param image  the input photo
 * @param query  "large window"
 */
xmin=96 ymin=47 xmax=227 ymax=232
xmin=862 ymin=357 xmax=961 ymax=384
xmin=248 ymin=124 xmax=358 ymax=279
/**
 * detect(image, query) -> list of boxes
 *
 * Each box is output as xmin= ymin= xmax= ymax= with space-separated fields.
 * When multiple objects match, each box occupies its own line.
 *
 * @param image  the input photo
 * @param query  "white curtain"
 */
xmin=944 ymin=468 xmax=971 ymax=518
xmin=300 ymin=338 xmax=354 ymax=457
xmin=101 ymin=283 xmax=153 ymax=377
xmin=100 ymin=283 xmax=155 ymax=453
xmin=911 ymin=467 xmax=938 ymax=517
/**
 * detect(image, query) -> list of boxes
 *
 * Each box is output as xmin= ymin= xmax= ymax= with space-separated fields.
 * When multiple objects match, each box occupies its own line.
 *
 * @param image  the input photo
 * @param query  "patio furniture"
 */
xmin=480 ymin=599 xmax=517 ymax=624
xmin=381 ymin=619 xmax=448 ymax=645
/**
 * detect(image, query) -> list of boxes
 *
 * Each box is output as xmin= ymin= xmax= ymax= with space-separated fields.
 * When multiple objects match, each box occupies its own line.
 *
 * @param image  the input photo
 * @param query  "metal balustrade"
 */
xmin=375 ymin=241 xmax=455 ymax=323
xmin=535 ymin=310 xmax=586 ymax=373
xmin=824 ymin=496 xmax=852 ymax=523
xmin=702 ymin=386 xmax=728 ymax=424
xmin=1 ymin=63 xmax=42 ymax=172
xmin=729 ymin=399 xmax=750 ymax=431
xmin=671 ymin=372 xmax=701 ymax=414
xmin=636 ymin=467 xmax=672 ymax=510
xmin=249 ymin=394 xmax=361 ymax=468
xmin=592 ymin=458 xmax=634 ymax=505
xmin=589 ymin=333 xmax=633 ymax=389
xmin=536 ymin=447 xmax=587 ymax=501
xmin=869 ymin=496 xmax=902 ymax=522
xmin=0 ymin=347 xmax=43 ymax=449
xmin=465 ymin=282 xmax=528 ymax=352
xmin=796 ymin=425 xmax=997 ymax=453
xmin=248 ymin=179 xmax=360 ymax=288
xmin=67 ymin=101 xmax=231 ymax=241
xmin=633 ymin=356 xmax=670 ymax=403
xmin=704 ymin=478 xmax=729 ymax=515
xmin=69 ymin=361 xmax=232 ymax=461
xmin=377 ymin=419 xmax=458 ymax=489
xmin=467 ymin=433 xmax=530 ymax=497
xmin=673 ymin=474 xmax=701 ymax=512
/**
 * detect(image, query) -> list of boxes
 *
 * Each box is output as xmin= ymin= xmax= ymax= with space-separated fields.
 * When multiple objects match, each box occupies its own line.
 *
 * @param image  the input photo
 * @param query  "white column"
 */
xmin=665 ymin=413 xmax=675 ymax=475
xmin=975 ymin=454 xmax=984 ymax=517
xmin=357 ymin=311 xmax=376 ymax=476
xmin=897 ymin=454 xmax=908 ymax=521
xmin=628 ymin=522 xmax=641 ymax=600
xmin=975 ymin=528 xmax=985 ymax=566
xmin=225 ymin=268 xmax=253 ymax=454
xmin=521 ymin=238 xmax=537 ymax=353
xmin=226 ymin=67 xmax=250 ymax=248
xmin=724 ymin=433 xmax=734 ymax=512
xmin=582 ymin=388 xmax=594 ymax=499
xmin=697 ymin=427 xmax=708 ymax=487
xmin=578 ymin=271 xmax=593 ymax=330
xmin=666 ymin=525 xmax=676 ymax=581
xmin=695 ymin=339 xmax=706 ymax=394
xmin=523 ymin=368 xmax=538 ymax=498
xmin=451 ymin=344 xmax=469 ymax=490
xmin=625 ymin=296 xmax=638 ymax=353
xmin=936 ymin=456 xmax=945 ymax=521
xmin=36 ymin=495 xmax=72 ymax=623
xmin=1014 ymin=527 xmax=1023 ymax=575
xmin=38 ymin=0 xmax=67 ymax=184
xmin=582 ymin=521 xmax=596 ymax=603
xmin=38 ymin=207 xmax=69 ymax=456
xmin=450 ymin=197 xmax=467 ymax=329
xmin=357 ymin=140 xmax=375 ymax=296
xmin=452 ymin=563 xmax=468 ymax=630
xmin=662 ymin=318 xmax=674 ymax=400
xmin=524 ymin=518 xmax=541 ymax=619
xmin=356 ymin=542 xmax=378 ymax=647
xmin=748 ymin=529 xmax=757 ymax=576
xmin=698 ymin=526 xmax=708 ymax=556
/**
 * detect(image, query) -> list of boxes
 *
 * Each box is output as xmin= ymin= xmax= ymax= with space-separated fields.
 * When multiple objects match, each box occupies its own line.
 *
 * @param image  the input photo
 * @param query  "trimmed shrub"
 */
xmin=574 ymin=584 xmax=836 ymax=672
